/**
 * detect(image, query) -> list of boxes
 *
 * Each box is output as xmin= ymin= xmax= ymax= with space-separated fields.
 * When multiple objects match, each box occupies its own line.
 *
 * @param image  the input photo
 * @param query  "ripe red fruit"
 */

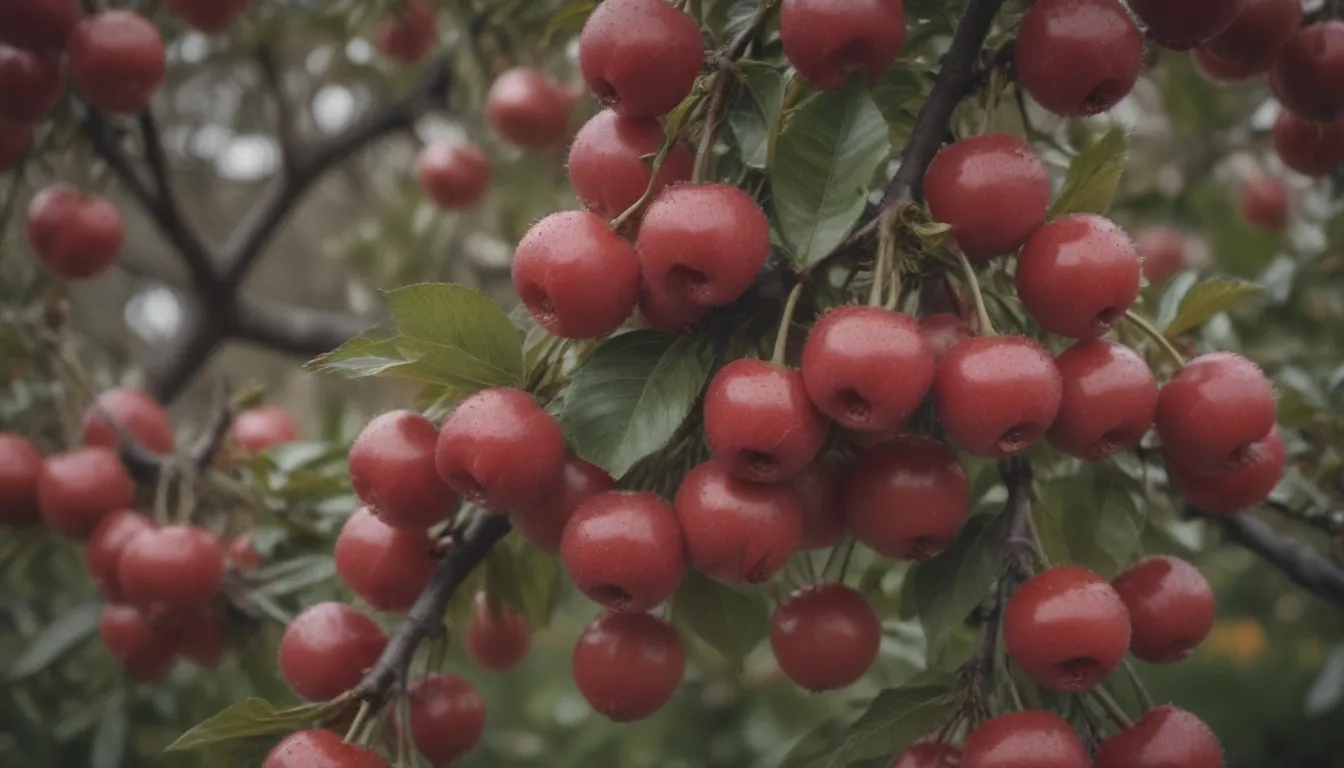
xmin=703 ymin=359 xmax=829 ymax=483
xmin=68 ymin=11 xmax=165 ymax=115
xmin=178 ymin=607 xmax=226 ymax=668
xmin=1112 ymin=555 xmax=1215 ymax=663
xmin=0 ymin=0 xmax=81 ymax=54
xmin=26 ymin=185 xmax=124 ymax=280
xmin=770 ymin=582 xmax=880 ymax=691
xmin=0 ymin=118 xmax=30 ymax=171
xmin=231 ymin=405 xmax=301 ymax=454
xmin=1017 ymin=214 xmax=1141 ymax=339
xmin=1238 ymin=174 xmax=1291 ymax=230
xmin=920 ymin=314 xmax=972 ymax=362
xmin=636 ymin=183 xmax=771 ymax=308
xmin=0 ymin=45 xmax=61 ymax=123
xmin=568 ymin=110 xmax=694 ymax=220
xmin=82 ymin=387 xmax=175 ymax=454
xmin=0 ymin=432 xmax=43 ymax=526
xmin=334 ymin=507 xmax=438 ymax=612
xmin=1134 ymin=227 xmax=1189 ymax=287
xmin=406 ymin=674 xmax=486 ymax=763
xmin=789 ymin=458 xmax=848 ymax=550
xmin=417 ymin=143 xmax=490 ymax=210
xmin=163 ymin=0 xmax=248 ymax=34
xmin=465 ymin=592 xmax=531 ymax=672
xmin=349 ymin=410 xmax=459 ymax=530
xmin=226 ymin=532 xmax=264 ymax=571
xmin=924 ymin=134 xmax=1051 ymax=260
xmin=512 ymin=453 xmax=615 ymax=554
xmin=560 ymin=491 xmax=687 ymax=612
xmin=673 ymin=460 xmax=802 ymax=584
xmin=1048 ymin=339 xmax=1159 ymax=460
xmin=962 ymin=711 xmax=1089 ymax=768
xmin=1154 ymin=352 xmax=1276 ymax=474
xmin=1130 ymin=0 xmax=1247 ymax=50
xmin=118 ymin=525 xmax=224 ymax=613
xmin=933 ymin=335 xmax=1062 ymax=458
xmin=579 ymin=0 xmax=702 ymax=118
xmin=1003 ymin=565 xmax=1131 ymax=692
xmin=779 ymin=0 xmax=906 ymax=91
xmin=376 ymin=0 xmax=435 ymax=64
xmin=85 ymin=509 xmax=155 ymax=601
xmin=1168 ymin=425 xmax=1284 ymax=514
xmin=572 ymin=611 xmax=685 ymax=722
xmin=487 ymin=67 xmax=573 ymax=151
xmin=278 ymin=602 xmax=387 ymax=701
xmin=99 ymin=604 xmax=178 ymax=682
xmin=637 ymin=277 xmax=711 ymax=331
xmin=1015 ymin=0 xmax=1143 ymax=116
xmin=801 ymin=306 xmax=935 ymax=432
xmin=1192 ymin=45 xmax=1267 ymax=81
xmin=434 ymin=388 xmax=565 ymax=512
xmin=841 ymin=436 xmax=969 ymax=561
xmin=893 ymin=742 xmax=963 ymax=768
xmin=1203 ymin=0 xmax=1301 ymax=67
xmin=1094 ymin=706 xmax=1224 ymax=768
xmin=1269 ymin=22 xmax=1344 ymax=124
xmin=264 ymin=730 xmax=389 ymax=768
xmin=37 ymin=447 xmax=136 ymax=539
xmin=511 ymin=210 xmax=641 ymax=339
xmin=1273 ymin=110 xmax=1344 ymax=176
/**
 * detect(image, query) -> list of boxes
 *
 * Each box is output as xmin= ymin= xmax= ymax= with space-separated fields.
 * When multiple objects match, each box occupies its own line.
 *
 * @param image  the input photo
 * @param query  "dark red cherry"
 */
xmin=263 ymin=730 xmax=389 ymax=768
xmin=789 ymin=458 xmax=848 ymax=551
xmin=673 ymin=459 xmax=802 ymax=584
xmin=920 ymin=314 xmax=972 ymax=362
xmin=118 ymin=525 xmax=224 ymax=614
xmin=893 ymin=742 xmax=963 ymax=768
xmin=1015 ymin=0 xmax=1143 ymax=117
xmin=434 ymin=387 xmax=565 ymax=512
xmin=37 ymin=447 xmax=136 ymax=539
xmin=1003 ymin=565 xmax=1131 ymax=692
xmin=334 ymin=506 xmax=438 ymax=613
xmin=1134 ymin=227 xmax=1190 ymax=287
xmin=99 ymin=603 xmax=178 ymax=682
xmin=0 ymin=44 xmax=62 ymax=123
xmin=1154 ymin=352 xmax=1276 ymax=475
xmin=1016 ymin=213 xmax=1141 ymax=339
xmin=85 ymin=509 xmax=155 ymax=601
xmin=770 ymin=582 xmax=880 ymax=691
xmin=572 ymin=611 xmax=685 ymax=722
xmin=465 ymin=592 xmax=531 ymax=672
xmin=924 ymin=134 xmax=1051 ymax=260
xmin=0 ymin=0 xmax=81 ymax=54
xmin=962 ymin=710 xmax=1089 ymax=768
xmin=349 ymin=409 xmax=459 ymax=531
xmin=67 ymin=10 xmax=166 ymax=115
xmin=277 ymin=602 xmax=387 ymax=701
xmin=1112 ymin=555 xmax=1216 ymax=664
xmin=0 ymin=432 xmax=43 ymax=526
xmin=82 ymin=387 xmax=175 ymax=455
xmin=1273 ymin=110 xmax=1344 ymax=177
xmin=1167 ymin=426 xmax=1284 ymax=514
xmin=567 ymin=109 xmax=694 ymax=220
xmin=703 ymin=358 xmax=829 ymax=483
xmin=1238 ymin=174 xmax=1291 ymax=231
xmin=1269 ymin=22 xmax=1344 ymax=124
xmin=1203 ymin=0 xmax=1301 ymax=68
xmin=842 ymin=435 xmax=969 ymax=560
xmin=560 ymin=491 xmax=687 ymax=612
xmin=932 ymin=335 xmax=1062 ymax=458
xmin=407 ymin=674 xmax=486 ymax=764
xmin=512 ymin=452 xmax=615 ymax=554
xmin=1129 ymin=0 xmax=1248 ymax=50
xmin=779 ymin=0 xmax=907 ymax=91
xmin=1094 ymin=706 xmax=1225 ymax=768
xmin=1048 ymin=339 xmax=1159 ymax=460
xmin=578 ymin=0 xmax=703 ymax=119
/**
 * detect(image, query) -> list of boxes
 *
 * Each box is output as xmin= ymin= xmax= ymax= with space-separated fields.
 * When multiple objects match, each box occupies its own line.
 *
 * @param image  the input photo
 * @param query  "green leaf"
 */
xmin=485 ymin=538 xmax=563 ymax=630
xmin=542 ymin=0 xmax=596 ymax=43
xmin=90 ymin=692 xmax=128 ymax=768
xmin=905 ymin=514 xmax=1004 ymax=651
xmin=7 ymin=601 xmax=101 ymax=682
xmin=670 ymin=570 xmax=770 ymax=668
xmin=818 ymin=683 xmax=958 ymax=767
xmin=1163 ymin=276 xmax=1265 ymax=338
xmin=727 ymin=61 xmax=785 ymax=169
xmin=167 ymin=698 xmax=347 ymax=751
xmin=1048 ymin=126 xmax=1129 ymax=219
xmin=560 ymin=330 xmax=714 ymax=479
xmin=1062 ymin=464 xmax=1145 ymax=579
xmin=1155 ymin=270 xmax=1200 ymax=329
xmin=771 ymin=74 xmax=891 ymax=266
xmin=249 ymin=556 xmax=336 ymax=600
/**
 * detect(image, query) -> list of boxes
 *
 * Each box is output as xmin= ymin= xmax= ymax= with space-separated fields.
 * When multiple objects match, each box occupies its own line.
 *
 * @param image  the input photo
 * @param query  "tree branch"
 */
xmin=965 ymin=458 xmax=1036 ymax=686
xmin=1201 ymin=510 xmax=1344 ymax=607
xmin=232 ymin=294 xmax=376 ymax=355
xmin=256 ymin=46 xmax=299 ymax=175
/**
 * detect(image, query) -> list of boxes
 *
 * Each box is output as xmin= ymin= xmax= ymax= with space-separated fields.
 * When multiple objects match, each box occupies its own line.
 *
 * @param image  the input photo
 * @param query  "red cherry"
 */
xmin=567 ymin=110 xmax=694 ymax=220
xmin=406 ymin=673 xmax=486 ymax=763
xmin=0 ymin=44 xmax=61 ymax=123
xmin=920 ymin=314 xmax=972 ymax=362
xmin=99 ymin=603 xmax=178 ymax=682
xmin=578 ymin=0 xmax=702 ymax=118
xmin=1112 ymin=555 xmax=1215 ymax=664
xmin=841 ymin=436 xmax=969 ymax=561
xmin=1017 ymin=214 xmax=1141 ymax=339
xmin=703 ymin=358 xmax=829 ymax=484
xmin=1154 ymin=352 xmax=1276 ymax=474
xmin=511 ymin=210 xmax=641 ymax=339
xmin=163 ymin=0 xmax=248 ymax=34
xmin=572 ymin=611 xmax=685 ymax=721
xmin=1134 ymin=227 xmax=1189 ymax=287
xmin=334 ymin=507 xmax=438 ymax=612
xmin=487 ymin=67 xmax=573 ymax=151
xmin=962 ymin=711 xmax=1089 ymax=768
xmin=1238 ymin=174 xmax=1291 ymax=230
xmin=278 ymin=602 xmax=387 ymax=701
xmin=68 ymin=11 xmax=165 ymax=115
xmin=933 ymin=335 xmax=1062 ymax=458
xmin=779 ymin=0 xmax=906 ymax=91
xmin=893 ymin=742 xmax=963 ymax=768
xmin=37 ymin=447 xmax=136 ymax=539
xmin=85 ymin=509 xmax=155 ymax=601
xmin=1168 ymin=425 xmax=1284 ymax=514
xmin=1129 ymin=0 xmax=1247 ymax=50
xmin=82 ymin=387 xmax=175 ymax=455
xmin=1269 ymin=22 xmax=1344 ymax=124
xmin=0 ymin=432 xmax=43 ymax=526
xmin=226 ymin=531 xmax=264 ymax=571
xmin=512 ymin=452 xmax=615 ymax=554
xmin=1273 ymin=110 xmax=1344 ymax=176
xmin=636 ymin=270 xmax=712 ymax=331
xmin=465 ymin=592 xmax=531 ymax=672
xmin=1192 ymin=45 xmax=1266 ymax=81
xmin=26 ymin=185 xmax=123 ymax=280
xmin=178 ymin=607 xmax=226 ymax=668
xmin=789 ymin=458 xmax=848 ymax=550
xmin=1048 ymin=339 xmax=1158 ymax=460
xmin=0 ymin=118 xmax=31 ymax=171
xmin=673 ymin=460 xmax=802 ymax=584
xmin=0 ymin=0 xmax=81 ymax=54
xmin=1003 ymin=565 xmax=1131 ymax=692
xmin=560 ymin=491 xmax=687 ymax=612
xmin=231 ymin=405 xmax=301 ymax=454
xmin=800 ymin=305 xmax=935 ymax=432
xmin=376 ymin=0 xmax=436 ymax=64
xmin=118 ymin=525 xmax=224 ymax=613
xmin=264 ymin=730 xmax=389 ymax=768
xmin=1015 ymin=0 xmax=1143 ymax=117
xmin=416 ymin=143 xmax=490 ymax=210
xmin=1203 ymin=0 xmax=1301 ymax=67
xmin=349 ymin=410 xmax=459 ymax=530
xmin=1094 ymin=706 xmax=1224 ymax=768
xmin=434 ymin=387 xmax=565 ymax=512
xmin=636 ymin=183 xmax=771 ymax=308
xmin=924 ymin=134 xmax=1050 ymax=260
xmin=770 ymin=582 xmax=880 ymax=691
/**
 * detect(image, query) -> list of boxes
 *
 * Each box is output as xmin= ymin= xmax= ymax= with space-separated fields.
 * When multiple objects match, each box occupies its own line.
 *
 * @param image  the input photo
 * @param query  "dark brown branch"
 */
xmin=964 ymin=458 xmax=1035 ymax=687
xmin=232 ymin=294 xmax=376 ymax=355
xmin=256 ymin=46 xmax=299 ymax=175
xmin=135 ymin=109 xmax=217 ymax=288
xmin=1201 ymin=509 xmax=1344 ymax=607
xmin=189 ymin=397 xmax=238 ymax=470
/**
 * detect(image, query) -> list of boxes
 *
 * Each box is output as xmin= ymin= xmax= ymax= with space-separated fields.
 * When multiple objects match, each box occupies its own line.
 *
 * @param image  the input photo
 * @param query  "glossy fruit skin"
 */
xmin=1048 ymin=340 xmax=1159 ymax=460
xmin=278 ymin=602 xmax=387 ymax=701
xmin=578 ymin=0 xmax=703 ymax=118
xmin=568 ymin=110 xmax=694 ymax=219
xmin=231 ymin=405 xmax=301 ymax=454
xmin=99 ymin=604 xmax=178 ymax=682
xmin=779 ymin=0 xmax=906 ymax=91
xmin=417 ymin=143 xmax=490 ymax=210
xmin=466 ymin=592 xmax=531 ymax=672
xmin=1168 ymin=426 xmax=1284 ymax=514
xmin=770 ymin=583 xmax=880 ymax=691
xmin=933 ymin=335 xmax=1062 ymax=458
xmin=407 ymin=674 xmax=486 ymax=764
xmin=0 ymin=44 xmax=62 ymax=123
xmin=842 ymin=436 xmax=969 ymax=561
xmin=0 ymin=0 xmax=81 ymax=54
xmin=790 ymin=458 xmax=848 ymax=550
xmin=1017 ymin=214 xmax=1141 ymax=339
xmin=118 ymin=525 xmax=224 ymax=613
xmin=226 ymin=532 xmax=263 ymax=571
xmin=511 ymin=210 xmax=641 ymax=339
xmin=37 ymin=447 xmax=136 ymax=539
xmin=0 ymin=432 xmax=43 ymax=526
xmin=572 ymin=611 xmax=685 ymax=722
xmin=349 ymin=410 xmax=459 ymax=530
xmin=1094 ymin=706 xmax=1224 ymax=768
xmin=487 ymin=67 xmax=573 ymax=150
xmin=163 ymin=0 xmax=249 ymax=34
xmin=263 ymin=730 xmax=390 ymax=768
xmin=434 ymin=388 xmax=565 ymax=512
xmin=0 ymin=119 xmax=31 ymax=171
xmin=1203 ymin=0 xmax=1301 ymax=67
xmin=673 ymin=460 xmax=802 ymax=584
xmin=1112 ymin=556 xmax=1215 ymax=663
xmin=1269 ymin=23 xmax=1344 ymax=124
xmin=924 ymin=135 xmax=1050 ymax=260
xmin=703 ymin=359 xmax=829 ymax=483
xmin=82 ymin=387 xmax=175 ymax=455
xmin=1238 ymin=174 xmax=1291 ymax=230
xmin=1132 ymin=0 xmax=1247 ymax=50
xmin=1154 ymin=352 xmax=1276 ymax=474
xmin=68 ymin=11 xmax=165 ymax=114
xmin=1003 ymin=565 xmax=1131 ymax=692
xmin=560 ymin=491 xmax=687 ymax=612
xmin=920 ymin=314 xmax=972 ymax=362
xmin=1134 ymin=227 xmax=1189 ymax=286
xmin=1193 ymin=45 xmax=1267 ymax=80
xmin=334 ymin=507 xmax=438 ymax=612
xmin=1016 ymin=0 xmax=1143 ymax=116
xmin=85 ymin=509 xmax=154 ymax=601
xmin=1273 ymin=110 xmax=1344 ymax=176
xmin=26 ymin=185 xmax=123 ymax=279
xmin=512 ymin=453 xmax=615 ymax=554
xmin=376 ymin=0 xmax=436 ymax=64
xmin=637 ymin=276 xmax=711 ymax=331
xmin=893 ymin=742 xmax=963 ymax=768
xmin=636 ymin=183 xmax=771 ymax=309
xmin=801 ymin=306 xmax=936 ymax=432
xmin=962 ymin=710 xmax=1089 ymax=768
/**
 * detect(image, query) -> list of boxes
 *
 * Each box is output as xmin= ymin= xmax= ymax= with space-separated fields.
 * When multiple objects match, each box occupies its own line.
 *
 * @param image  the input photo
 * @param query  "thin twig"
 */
xmin=1200 ymin=509 xmax=1344 ymax=606
xmin=257 ymin=46 xmax=300 ymax=174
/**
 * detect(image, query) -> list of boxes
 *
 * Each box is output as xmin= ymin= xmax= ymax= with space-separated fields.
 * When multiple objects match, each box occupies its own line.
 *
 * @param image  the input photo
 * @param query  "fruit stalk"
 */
xmin=1122 ymin=309 xmax=1186 ymax=367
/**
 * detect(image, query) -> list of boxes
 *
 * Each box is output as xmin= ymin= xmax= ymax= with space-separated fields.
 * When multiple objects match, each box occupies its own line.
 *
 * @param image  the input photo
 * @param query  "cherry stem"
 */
xmin=820 ymin=536 xmax=853 ymax=582
xmin=692 ymin=63 xmax=732 ymax=184
xmin=836 ymin=538 xmax=858 ymax=583
xmin=1088 ymin=686 xmax=1136 ymax=731
xmin=1120 ymin=658 xmax=1156 ymax=712
xmin=343 ymin=700 xmax=371 ymax=744
xmin=771 ymin=282 xmax=806 ymax=366
xmin=1123 ymin=310 xmax=1186 ymax=368
xmin=953 ymin=245 xmax=996 ymax=336
xmin=1004 ymin=672 xmax=1027 ymax=711
xmin=610 ymin=144 xmax=671 ymax=234
xmin=868 ymin=217 xmax=897 ymax=307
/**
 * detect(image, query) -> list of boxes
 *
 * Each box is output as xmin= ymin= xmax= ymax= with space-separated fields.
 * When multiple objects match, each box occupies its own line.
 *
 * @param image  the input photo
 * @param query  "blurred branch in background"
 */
xmin=1199 ymin=507 xmax=1344 ymax=606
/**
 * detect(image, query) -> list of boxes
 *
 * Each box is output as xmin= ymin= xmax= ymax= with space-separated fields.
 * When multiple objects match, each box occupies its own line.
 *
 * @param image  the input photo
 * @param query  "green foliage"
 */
xmin=1162 ymin=276 xmax=1265 ymax=338
xmin=902 ymin=514 xmax=1004 ymax=652
xmin=670 ymin=570 xmax=770 ymax=669
xmin=166 ymin=698 xmax=349 ymax=752
xmin=805 ymin=681 xmax=958 ymax=768
xmin=1048 ymin=126 xmax=1129 ymax=219
xmin=7 ymin=602 xmax=101 ymax=683
xmin=484 ymin=536 xmax=564 ymax=630
xmin=728 ymin=61 xmax=786 ymax=170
